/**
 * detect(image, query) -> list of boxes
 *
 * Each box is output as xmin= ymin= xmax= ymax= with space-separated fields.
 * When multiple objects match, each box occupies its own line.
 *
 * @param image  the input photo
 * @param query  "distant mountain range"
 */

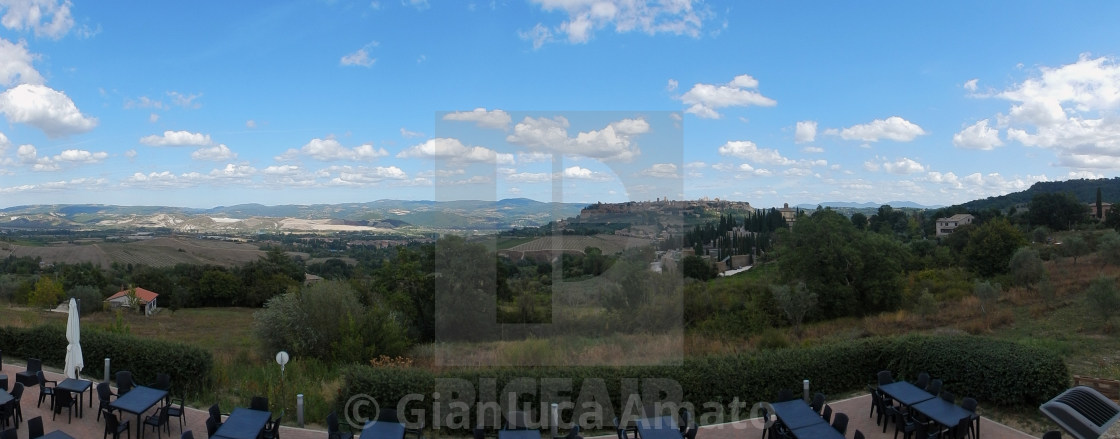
xmin=795 ymin=201 xmax=943 ymax=209
xmin=0 ymin=198 xmax=587 ymax=233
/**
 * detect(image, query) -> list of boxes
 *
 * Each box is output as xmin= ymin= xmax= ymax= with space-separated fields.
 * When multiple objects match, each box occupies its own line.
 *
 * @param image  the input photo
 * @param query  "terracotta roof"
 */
xmin=105 ymin=287 xmax=159 ymax=303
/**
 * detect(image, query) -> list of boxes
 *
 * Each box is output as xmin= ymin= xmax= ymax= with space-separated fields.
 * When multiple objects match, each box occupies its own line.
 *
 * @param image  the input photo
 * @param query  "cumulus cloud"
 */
xmin=666 ymin=78 xmax=678 ymax=92
xmin=0 ymin=177 xmax=106 ymax=194
xmin=562 ymin=166 xmax=610 ymax=180
xmin=640 ymin=163 xmax=679 ymax=178
xmin=340 ymin=41 xmax=379 ymax=67
xmin=521 ymin=0 xmax=710 ymax=48
xmin=802 ymin=146 xmax=824 ymax=153
xmin=396 ymin=137 xmax=515 ymax=164
xmin=13 ymin=144 xmax=106 ymax=171
xmin=716 ymin=140 xmax=792 ymax=165
xmin=319 ymin=165 xmax=408 ymax=186
xmin=952 ymin=119 xmax=1004 ymax=150
xmin=0 ymin=84 xmax=97 ymax=137
xmin=442 ymin=108 xmax=512 ymax=130
xmin=0 ymin=0 xmax=74 ymax=39
xmin=824 ymin=116 xmax=927 ymax=142
xmin=192 ymin=144 xmax=237 ymax=161
xmin=167 ymin=91 xmax=201 ymax=109
xmin=964 ymin=78 xmax=979 ymax=92
xmin=0 ymin=37 xmax=43 ymax=87
xmin=505 ymin=116 xmax=648 ymax=161
xmin=140 ymin=130 xmax=212 ymax=147
xmin=400 ymin=127 xmax=425 ymax=138
xmin=677 ymin=74 xmax=776 ymax=119
xmin=794 ymin=120 xmax=817 ymax=143
xmin=279 ymin=138 xmax=389 ymax=162
xmin=882 ymin=157 xmax=927 ymax=174
xmin=506 ymin=172 xmax=552 ymax=183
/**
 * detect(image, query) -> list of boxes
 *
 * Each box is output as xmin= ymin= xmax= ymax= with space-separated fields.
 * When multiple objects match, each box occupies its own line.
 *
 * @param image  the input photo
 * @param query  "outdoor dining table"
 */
xmin=879 ymin=381 xmax=936 ymax=407
xmin=769 ymin=400 xmax=826 ymax=431
xmin=41 ymin=431 xmax=76 ymax=439
xmin=212 ymin=407 xmax=272 ymax=439
xmin=360 ymin=420 xmax=407 ymax=439
xmin=108 ymin=385 xmax=168 ymax=437
xmin=911 ymin=398 xmax=975 ymax=437
xmin=0 ymin=388 xmax=11 ymax=407
xmin=0 ymin=373 xmax=7 ymax=391
xmin=787 ymin=421 xmax=845 ymax=439
xmin=55 ymin=378 xmax=92 ymax=418
xmin=634 ymin=415 xmax=683 ymax=439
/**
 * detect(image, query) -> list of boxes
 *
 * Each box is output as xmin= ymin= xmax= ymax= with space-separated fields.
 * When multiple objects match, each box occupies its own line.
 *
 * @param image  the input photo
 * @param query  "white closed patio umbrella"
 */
xmin=64 ymin=297 xmax=84 ymax=379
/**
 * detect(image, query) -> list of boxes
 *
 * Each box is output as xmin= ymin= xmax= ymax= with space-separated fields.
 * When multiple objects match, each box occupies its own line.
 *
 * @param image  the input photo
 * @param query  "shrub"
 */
xmin=1085 ymin=276 xmax=1120 ymax=322
xmin=0 ymin=324 xmax=212 ymax=397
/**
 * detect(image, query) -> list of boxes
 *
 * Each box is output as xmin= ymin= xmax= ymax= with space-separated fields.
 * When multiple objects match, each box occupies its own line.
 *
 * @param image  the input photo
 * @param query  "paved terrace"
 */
xmin=0 ymin=365 xmax=1057 ymax=439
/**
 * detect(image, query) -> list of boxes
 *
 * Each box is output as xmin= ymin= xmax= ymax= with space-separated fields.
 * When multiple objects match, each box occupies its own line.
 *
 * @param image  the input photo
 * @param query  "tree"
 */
xmin=770 ymin=281 xmax=816 ymax=336
xmin=1097 ymin=230 xmax=1120 ymax=267
xmin=1008 ymin=247 xmax=1047 ymax=289
xmin=1085 ymin=276 xmax=1120 ymax=323
xmin=1032 ymin=227 xmax=1050 ymax=244
xmin=1028 ymin=192 xmax=1089 ymax=231
xmin=973 ymin=280 xmax=1001 ymax=315
xmin=777 ymin=209 xmax=906 ymax=319
xmin=28 ymin=275 xmax=63 ymax=309
xmin=1096 ymin=187 xmax=1103 ymax=219
xmin=68 ymin=285 xmax=102 ymax=316
xmin=963 ymin=218 xmax=1026 ymax=277
xmin=850 ymin=213 xmax=868 ymax=231
xmin=682 ymin=255 xmax=717 ymax=281
xmin=1106 ymin=203 xmax=1120 ymax=230
xmin=1063 ymin=235 xmax=1089 ymax=264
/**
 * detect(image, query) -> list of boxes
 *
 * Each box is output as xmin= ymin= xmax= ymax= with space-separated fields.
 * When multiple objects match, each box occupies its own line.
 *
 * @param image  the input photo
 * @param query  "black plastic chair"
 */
xmin=377 ymin=408 xmax=423 ymax=439
xmin=877 ymin=370 xmax=894 ymax=386
xmin=28 ymin=416 xmax=44 ymax=439
xmin=961 ymin=397 xmax=980 ymax=439
xmin=940 ymin=390 xmax=955 ymax=404
xmin=8 ymin=383 xmax=23 ymax=423
xmin=15 ymin=358 xmax=41 ymax=387
xmin=925 ymin=379 xmax=942 ymax=395
xmin=144 ymin=405 xmax=172 ymax=439
xmin=831 ymin=413 xmax=848 ymax=435
xmin=913 ymin=372 xmax=930 ymax=390
xmin=180 ymin=431 xmax=193 ymax=439
xmin=810 ymin=392 xmax=825 ymax=414
xmin=116 ymin=371 xmax=134 ymax=396
xmin=36 ymin=370 xmax=56 ymax=408
xmin=853 ymin=430 xmax=865 ymax=439
xmin=150 ymin=373 xmax=171 ymax=391
xmin=0 ymin=401 xmax=14 ymax=430
xmin=205 ymin=415 xmax=221 ymax=438
xmin=208 ymin=403 xmax=228 ymax=423
xmin=946 ymin=416 xmax=971 ymax=439
xmin=327 ymin=411 xmax=355 ymax=439
xmin=52 ymin=389 xmax=77 ymax=423
xmin=1041 ymin=431 xmax=1061 ymax=439
xmin=821 ymin=404 xmax=832 ymax=424
xmin=98 ymin=382 xmax=116 ymax=422
xmin=262 ymin=410 xmax=283 ymax=439
xmin=104 ymin=410 xmax=131 ymax=439
xmin=250 ymin=395 xmax=269 ymax=412
xmin=166 ymin=395 xmax=186 ymax=433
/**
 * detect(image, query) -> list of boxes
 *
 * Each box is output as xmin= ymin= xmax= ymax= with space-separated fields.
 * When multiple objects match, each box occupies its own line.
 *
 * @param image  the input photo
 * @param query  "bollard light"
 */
xmin=803 ymin=379 xmax=810 ymax=403
xmin=297 ymin=394 xmax=305 ymax=427
xmin=550 ymin=403 xmax=559 ymax=437
xmin=105 ymin=358 xmax=110 ymax=383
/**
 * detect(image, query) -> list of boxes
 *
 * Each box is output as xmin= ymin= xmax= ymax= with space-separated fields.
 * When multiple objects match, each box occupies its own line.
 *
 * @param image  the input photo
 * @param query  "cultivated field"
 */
xmin=0 ymin=237 xmax=268 ymax=268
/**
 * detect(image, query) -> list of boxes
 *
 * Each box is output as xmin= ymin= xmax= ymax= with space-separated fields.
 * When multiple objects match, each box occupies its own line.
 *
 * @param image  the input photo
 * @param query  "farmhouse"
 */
xmin=935 ymin=213 xmax=974 ymax=237
xmin=105 ymin=287 xmax=159 ymax=316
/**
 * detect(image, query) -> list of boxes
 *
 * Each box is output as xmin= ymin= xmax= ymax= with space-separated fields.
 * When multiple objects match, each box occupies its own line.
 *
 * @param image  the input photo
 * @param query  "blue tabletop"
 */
xmin=770 ymin=400 xmax=825 ymax=431
xmin=790 ymin=421 xmax=845 ymax=439
xmin=213 ymin=407 xmax=272 ymax=439
xmin=498 ymin=430 xmax=542 ymax=439
xmin=41 ymin=431 xmax=76 ymax=439
xmin=0 ymin=389 xmax=11 ymax=406
xmin=109 ymin=385 xmax=167 ymax=415
xmin=634 ymin=416 xmax=683 ymax=439
xmin=879 ymin=381 xmax=935 ymax=407
xmin=360 ymin=420 xmax=407 ymax=439
xmin=912 ymin=398 xmax=972 ymax=429
xmin=57 ymin=378 xmax=92 ymax=393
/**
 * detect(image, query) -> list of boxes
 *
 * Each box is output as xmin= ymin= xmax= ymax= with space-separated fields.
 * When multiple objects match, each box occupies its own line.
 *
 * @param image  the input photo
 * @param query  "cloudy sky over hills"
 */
xmin=2 ymin=1 xmax=1120 ymax=209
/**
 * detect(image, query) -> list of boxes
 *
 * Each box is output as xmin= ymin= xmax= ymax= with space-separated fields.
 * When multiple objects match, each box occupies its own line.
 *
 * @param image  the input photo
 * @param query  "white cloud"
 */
xmin=192 ymin=144 xmax=237 ymax=161
xmin=12 ymin=144 xmax=106 ymax=171
xmin=506 ymin=172 xmax=552 ymax=183
xmin=666 ymin=79 xmax=678 ymax=92
xmin=963 ymin=78 xmax=978 ymax=92
xmin=794 ymin=120 xmax=817 ymax=143
xmin=341 ymin=42 xmax=379 ymax=67
xmin=124 ymin=96 xmax=165 ymax=110
xmin=523 ymin=0 xmax=710 ymax=47
xmin=684 ymin=161 xmax=706 ymax=169
xmin=402 ymin=0 xmax=428 ymax=11
xmin=802 ymin=146 xmax=824 ymax=153
xmin=517 ymin=151 xmax=553 ymax=163
xmin=640 ymin=163 xmax=679 ymax=178
xmin=733 ymin=163 xmax=771 ymax=177
xmin=400 ymin=127 xmax=425 ymax=138
xmin=55 ymin=149 xmax=107 ymax=163
xmin=124 ymin=149 xmax=137 ymax=159
xmin=246 ymin=119 xmax=257 ymax=129
xmin=326 ymin=165 xmax=408 ymax=186
xmin=280 ymin=138 xmax=389 ymax=161
xmin=562 ymin=166 xmax=610 ymax=180
xmin=0 ymin=177 xmax=106 ymax=194
xmin=396 ymin=137 xmax=515 ymax=164
xmin=209 ymin=163 xmax=256 ymax=179
xmin=863 ymin=161 xmax=880 ymax=172
xmin=148 ymin=113 xmax=159 ymax=123
xmin=443 ymin=108 xmax=512 ymax=130
xmin=140 ymin=130 xmax=212 ymax=147
xmin=0 ymin=0 xmax=74 ymax=39
xmin=825 ymin=116 xmax=927 ymax=142
xmin=0 ymin=37 xmax=42 ymax=87
xmin=167 ymin=91 xmax=201 ymax=109
xmin=953 ymin=119 xmax=1004 ymax=150
xmin=506 ymin=116 xmax=647 ymax=161
xmin=882 ymin=157 xmax=927 ymax=174
xmin=677 ymin=74 xmax=776 ymax=119
xmin=716 ymin=140 xmax=792 ymax=165
xmin=0 ymin=84 xmax=97 ymax=137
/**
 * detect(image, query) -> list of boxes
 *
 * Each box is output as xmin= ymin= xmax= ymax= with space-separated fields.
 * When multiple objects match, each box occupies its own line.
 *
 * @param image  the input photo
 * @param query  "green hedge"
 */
xmin=0 ymin=324 xmax=212 ymax=397
xmin=337 ymin=335 xmax=1068 ymax=429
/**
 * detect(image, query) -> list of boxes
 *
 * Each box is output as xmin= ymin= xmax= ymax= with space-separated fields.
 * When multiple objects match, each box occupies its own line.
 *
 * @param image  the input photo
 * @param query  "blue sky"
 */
xmin=2 ymin=1 xmax=1120 ymax=209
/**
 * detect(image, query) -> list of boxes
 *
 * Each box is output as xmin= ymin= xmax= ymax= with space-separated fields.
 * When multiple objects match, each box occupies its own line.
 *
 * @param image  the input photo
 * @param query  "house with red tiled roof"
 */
xmin=105 ymin=286 xmax=159 ymax=316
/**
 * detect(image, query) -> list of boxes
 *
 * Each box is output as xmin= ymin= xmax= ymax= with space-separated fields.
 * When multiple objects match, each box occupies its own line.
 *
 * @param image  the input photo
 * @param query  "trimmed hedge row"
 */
xmin=0 ymin=324 xmax=212 ymax=396
xmin=338 ymin=335 xmax=1068 ymax=428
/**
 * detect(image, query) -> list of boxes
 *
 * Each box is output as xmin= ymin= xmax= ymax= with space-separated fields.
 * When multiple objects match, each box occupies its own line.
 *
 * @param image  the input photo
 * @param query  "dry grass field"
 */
xmin=0 ymin=236 xmax=268 ymax=268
